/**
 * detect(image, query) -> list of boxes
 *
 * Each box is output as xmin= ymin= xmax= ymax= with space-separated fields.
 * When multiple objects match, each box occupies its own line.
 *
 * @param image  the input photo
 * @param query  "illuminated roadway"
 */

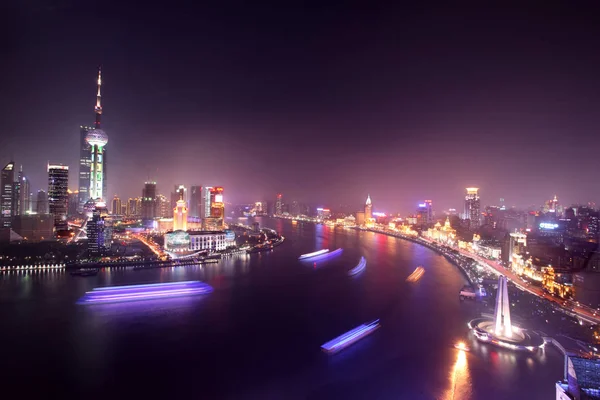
xmin=419 ymin=236 xmax=600 ymax=325
xmin=133 ymin=233 xmax=166 ymax=259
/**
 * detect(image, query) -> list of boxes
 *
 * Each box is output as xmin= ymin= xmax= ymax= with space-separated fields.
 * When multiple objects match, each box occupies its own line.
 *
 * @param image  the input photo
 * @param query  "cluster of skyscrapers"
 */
xmin=127 ymin=183 xmax=225 ymax=230
xmin=1 ymin=162 xmax=31 ymax=228
xmin=0 ymin=159 xmax=69 ymax=241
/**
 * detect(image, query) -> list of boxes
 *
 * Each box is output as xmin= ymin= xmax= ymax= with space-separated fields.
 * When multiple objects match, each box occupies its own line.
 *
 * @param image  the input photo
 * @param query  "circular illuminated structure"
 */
xmin=468 ymin=318 xmax=544 ymax=352
xmin=85 ymin=129 xmax=108 ymax=147
xmin=469 ymin=275 xmax=544 ymax=352
xmin=165 ymin=230 xmax=191 ymax=252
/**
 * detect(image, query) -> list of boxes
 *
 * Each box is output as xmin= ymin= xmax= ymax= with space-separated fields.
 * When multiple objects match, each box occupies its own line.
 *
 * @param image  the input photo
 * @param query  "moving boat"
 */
xmin=77 ymin=281 xmax=213 ymax=304
xmin=298 ymin=249 xmax=330 ymax=260
xmin=321 ymin=319 xmax=381 ymax=354
xmin=406 ymin=266 xmax=425 ymax=282
xmin=348 ymin=257 xmax=367 ymax=276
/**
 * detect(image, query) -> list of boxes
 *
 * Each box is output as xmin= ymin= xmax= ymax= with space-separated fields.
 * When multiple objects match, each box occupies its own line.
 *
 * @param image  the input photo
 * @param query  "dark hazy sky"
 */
xmin=3 ymin=1 xmax=600 ymax=214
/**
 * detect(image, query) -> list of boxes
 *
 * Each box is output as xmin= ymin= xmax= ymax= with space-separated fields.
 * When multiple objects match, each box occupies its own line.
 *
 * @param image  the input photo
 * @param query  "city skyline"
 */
xmin=5 ymin=4 xmax=600 ymax=398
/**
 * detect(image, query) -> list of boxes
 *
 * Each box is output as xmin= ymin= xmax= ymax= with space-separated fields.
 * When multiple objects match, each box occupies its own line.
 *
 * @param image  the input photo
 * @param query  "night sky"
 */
xmin=4 ymin=2 xmax=600 ymax=213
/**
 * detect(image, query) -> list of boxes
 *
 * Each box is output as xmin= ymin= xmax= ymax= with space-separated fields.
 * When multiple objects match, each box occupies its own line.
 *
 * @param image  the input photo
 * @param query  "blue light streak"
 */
xmin=298 ymin=249 xmax=330 ymax=259
xmin=77 ymin=281 xmax=213 ymax=304
xmin=92 ymin=281 xmax=200 ymax=291
xmin=321 ymin=319 xmax=380 ymax=354
xmin=348 ymin=257 xmax=367 ymax=276
xmin=303 ymin=248 xmax=343 ymax=262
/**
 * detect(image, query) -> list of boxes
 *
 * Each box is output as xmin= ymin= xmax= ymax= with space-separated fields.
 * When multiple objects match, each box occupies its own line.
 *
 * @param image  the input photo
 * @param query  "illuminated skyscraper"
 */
xmin=173 ymin=189 xmax=188 ymax=231
xmin=87 ymin=204 xmax=106 ymax=256
xmin=48 ymin=164 xmax=69 ymax=231
xmin=157 ymin=194 xmax=170 ymax=218
xmin=416 ymin=203 xmax=428 ymax=226
xmin=275 ymin=194 xmax=282 ymax=216
xmin=126 ymin=198 xmax=139 ymax=217
xmin=36 ymin=190 xmax=48 ymax=214
xmin=201 ymin=186 xmax=212 ymax=218
xmin=141 ymin=182 xmax=157 ymax=220
xmin=0 ymin=161 xmax=15 ymax=228
xmin=67 ymin=190 xmax=79 ymax=216
xmin=17 ymin=167 xmax=31 ymax=215
xmin=365 ymin=194 xmax=372 ymax=221
xmin=111 ymin=195 xmax=122 ymax=215
xmin=424 ymin=200 xmax=433 ymax=223
xmin=171 ymin=184 xmax=186 ymax=210
xmin=464 ymin=187 xmax=481 ymax=231
xmin=209 ymin=187 xmax=224 ymax=228
xmin=190 ymin=185 xmax=202 ymax=217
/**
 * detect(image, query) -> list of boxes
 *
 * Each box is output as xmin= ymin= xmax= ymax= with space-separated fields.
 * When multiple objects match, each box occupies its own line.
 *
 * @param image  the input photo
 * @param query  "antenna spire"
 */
xmin=94 ymin=66 xmax=102 ymax=129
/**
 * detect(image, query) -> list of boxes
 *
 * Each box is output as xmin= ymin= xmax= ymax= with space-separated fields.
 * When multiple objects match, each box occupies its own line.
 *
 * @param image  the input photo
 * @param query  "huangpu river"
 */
xmin=0 ymin=217 xmax=564 ymax=399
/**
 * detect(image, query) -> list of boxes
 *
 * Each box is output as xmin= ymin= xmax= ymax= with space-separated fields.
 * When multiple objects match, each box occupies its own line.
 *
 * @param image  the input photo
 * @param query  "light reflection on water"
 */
xmin=442 ymin=350 xmax=472 ymax=400
xmin=0 ymin=217 xmax=565 ymax=399
xmin=81 ymin=294 xmax=203 ymax=318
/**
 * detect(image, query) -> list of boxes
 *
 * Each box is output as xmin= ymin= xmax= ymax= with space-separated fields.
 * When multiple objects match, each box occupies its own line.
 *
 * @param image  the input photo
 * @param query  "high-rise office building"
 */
xmin=275 ymin=194 xmax=282 ymax=216
xmin=112 ymin=195 xmax=121 ymax=215
xmin=365 ymin=194 xmax=372 ymax=221
xmin=1 ymin=161 xmax=15 ymax=228
xmin=424 ymin=199 xmax=433 ymax=224
xmin=416 ymin=202 xmax=428 ymax=226
xmin=190 ymin=185 xmax=202 ymax=217
xmin=141 ymin=182 xmax=157 ymax=220
xmin=87 ymin=205 xmax=106 ymax=256
xmin=291 ymin=200 xmax=300 ymax=216
xmin=127 ymin=198 xmax=138 ymax=217
xmin=48 ymin=164 xmax=69 ymax=231
xmin=171 ymin=184 xmax=186 ymax=210
xmin=67 ymin=190 xmax=79 ymax=216
xmin=201 ymin=186 xmax=212 ymax=218
xmin=36 ymin=190 xmax=48 ymax=214
xmin=209 ymin=187 xmax=224 ymax=228
xmin=157 ymin=194 xmax=170 ymax=218
xmin=465 ymin=187 xmax=481 ymax=231
xmin=17 ymin=167 xmax=31 ymax=215
xmin=173 ymin=189 xmax=188 ymax=231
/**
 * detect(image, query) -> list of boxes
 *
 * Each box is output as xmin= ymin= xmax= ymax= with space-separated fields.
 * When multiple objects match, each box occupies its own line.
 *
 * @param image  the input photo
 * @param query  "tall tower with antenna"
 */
xmin=79 ymin=66 xmax=109 ymax=205
xmin=94 ymin=67 xmax=102 ymax=129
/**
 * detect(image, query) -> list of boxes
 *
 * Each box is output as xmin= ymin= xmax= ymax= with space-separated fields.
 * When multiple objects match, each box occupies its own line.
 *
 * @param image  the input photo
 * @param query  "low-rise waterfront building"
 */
xmin=164 ymin=230 xmax=228 ymax=258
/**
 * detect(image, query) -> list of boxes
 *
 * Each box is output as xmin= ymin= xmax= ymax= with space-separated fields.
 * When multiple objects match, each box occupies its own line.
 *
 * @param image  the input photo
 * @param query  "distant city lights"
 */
xmin=539 ymin=222 xmax=559 ymax=230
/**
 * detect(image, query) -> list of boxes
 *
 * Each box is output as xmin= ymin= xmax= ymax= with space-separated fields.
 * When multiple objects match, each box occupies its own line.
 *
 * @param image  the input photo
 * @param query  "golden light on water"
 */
xmin=441 ymin=348 xmax=472 ymax=400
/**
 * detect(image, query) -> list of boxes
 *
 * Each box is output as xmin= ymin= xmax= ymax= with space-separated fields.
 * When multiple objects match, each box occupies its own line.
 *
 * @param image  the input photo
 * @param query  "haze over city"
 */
xmin=7 ymin=2 xmax=600 ymax=399
xmin=4 ymin=2 xmax=600 ymax=213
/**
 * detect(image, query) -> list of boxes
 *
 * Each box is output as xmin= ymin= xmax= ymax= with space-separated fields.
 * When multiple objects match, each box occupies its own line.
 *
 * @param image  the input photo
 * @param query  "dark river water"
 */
xmin=0 ymin=217 xmax=564 ymax=399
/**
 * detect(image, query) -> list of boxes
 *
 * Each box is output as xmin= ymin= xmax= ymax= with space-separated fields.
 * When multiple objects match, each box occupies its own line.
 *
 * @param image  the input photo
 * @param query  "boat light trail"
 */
xmin=304 ymin=248 xmax=343 ymax=262
xmin=321 ymin=319 xmax=380 ymax=354
xmin=406 ymin=266 xmax=425 ymax=282
xmin=299 ymin=249 xmax=330 ymax=259
xmin=77 ymin=281 xmax=213 ymax=304
xmin=348 ymin=257 xmax=367 ymax=276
